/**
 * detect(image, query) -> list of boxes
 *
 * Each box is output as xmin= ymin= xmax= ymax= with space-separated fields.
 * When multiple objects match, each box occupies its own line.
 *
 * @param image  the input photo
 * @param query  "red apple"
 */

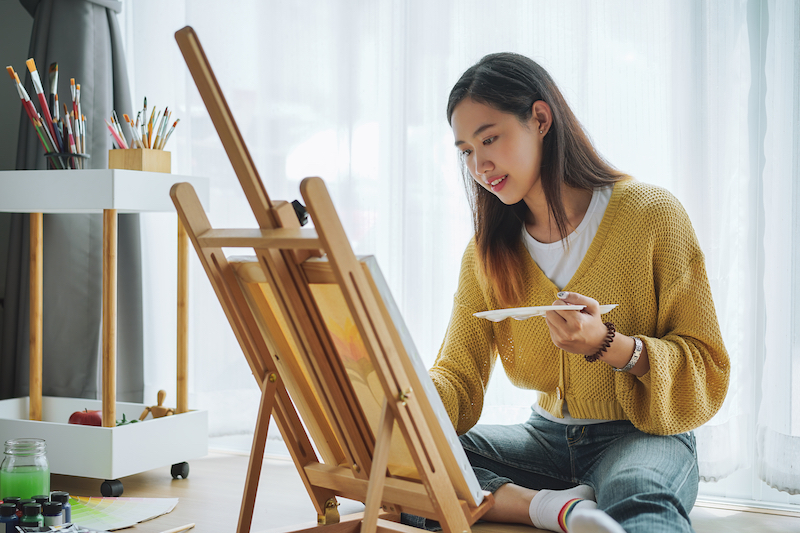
xmin=68 ymin=409 xmax=102 ymax=426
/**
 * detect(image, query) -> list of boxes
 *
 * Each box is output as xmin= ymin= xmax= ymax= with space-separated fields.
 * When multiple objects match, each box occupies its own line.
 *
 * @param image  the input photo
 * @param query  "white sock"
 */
xmin=528 ymin=485 xmax=597 ymax=532
xmin=567 ymin=508 xmax=626 ymax=533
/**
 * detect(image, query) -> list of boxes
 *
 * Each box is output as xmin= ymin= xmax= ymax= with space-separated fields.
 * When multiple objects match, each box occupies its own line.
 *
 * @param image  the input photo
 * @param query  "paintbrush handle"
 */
xmin=36 ymin=92 xmax=58 ymax=147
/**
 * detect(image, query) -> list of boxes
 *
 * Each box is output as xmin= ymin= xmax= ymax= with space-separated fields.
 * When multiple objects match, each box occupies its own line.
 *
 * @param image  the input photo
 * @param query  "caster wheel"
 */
xmin=171 ymin=461 xmax=190 ymax=479
xmin=100 ymin=479 xmax=124 ymax=497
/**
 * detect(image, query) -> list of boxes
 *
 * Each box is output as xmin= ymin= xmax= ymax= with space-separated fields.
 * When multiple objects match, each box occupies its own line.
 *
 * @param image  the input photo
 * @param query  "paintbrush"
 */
xmin=75 ymin=113 xmax=83 ymax=156
xmin=26 ymin=58 xmax=58 ymax=148
xmin=147 ymin=106 xmax=157 ymax=148
xmin=52 ymin=97 xmax=64 ymax=153
xmin=7 ymin=66 xmax=36 ymax=122
xmin=48 ymin=62 xmax=58 ymax=118
xmin=104 ymin=118 xmax=128 ymax=149
xmin=8 ymin=66 xmax=55 ymax=157
xmin=70 ymin=79 xmax=79 ymax=128
xmin=11 ymin=68 xmax=59 ymax=152
xmin=161 ymin=118 xmax=180 ymax=150
xmin=75 ymin=83 xmax=82 ymax=127
xmin=142 ymin=96 xmax=147 ymax=148
xmin=156 ymin=110 xmax=171 ymax=149
xmin=153 ymin=107 xmax=168 ymax=149
xmin=63 ymin=104 xmax=77 ymax=154
xmin=111 ymin=111 xmax=123 ymax=141
xmin=34 ymin=118 xmax=63 ymax=168
xmin=124 ymin=113 xmax=143 ymax=148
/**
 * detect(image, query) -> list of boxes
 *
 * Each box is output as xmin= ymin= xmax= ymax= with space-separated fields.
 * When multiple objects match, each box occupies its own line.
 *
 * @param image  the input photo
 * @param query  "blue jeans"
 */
xmin=403 ymin=410 xmax=698 ymax=532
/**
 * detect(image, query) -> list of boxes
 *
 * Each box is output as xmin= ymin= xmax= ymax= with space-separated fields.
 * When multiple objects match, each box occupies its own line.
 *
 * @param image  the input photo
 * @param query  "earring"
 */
xmin=539 ymin=130 xmax=544 ymax=134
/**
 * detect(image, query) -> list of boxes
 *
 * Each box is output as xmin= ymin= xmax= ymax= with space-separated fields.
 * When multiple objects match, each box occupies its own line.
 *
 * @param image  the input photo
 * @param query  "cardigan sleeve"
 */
xmin=428 ymin=242 xmax=496 ymax=435
xmin=616 ymin=196 xmax=730 ymax=435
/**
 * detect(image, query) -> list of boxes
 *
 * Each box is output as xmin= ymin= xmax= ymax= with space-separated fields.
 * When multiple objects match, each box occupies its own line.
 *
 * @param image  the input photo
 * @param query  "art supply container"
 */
xmin=49 ymin=491 xmax=70 ymax=523
xmin=108 ymin=148 xmax=171 ymax=173
xmin=0 ymin=439 xmax=50 ymax=500
xmin=0 ymin=503 xmax=19 ymax=533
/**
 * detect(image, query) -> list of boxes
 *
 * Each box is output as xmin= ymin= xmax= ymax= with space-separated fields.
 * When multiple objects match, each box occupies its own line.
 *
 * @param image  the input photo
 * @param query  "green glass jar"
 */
xmin=0 ymin=438 xmax=50 ymax=500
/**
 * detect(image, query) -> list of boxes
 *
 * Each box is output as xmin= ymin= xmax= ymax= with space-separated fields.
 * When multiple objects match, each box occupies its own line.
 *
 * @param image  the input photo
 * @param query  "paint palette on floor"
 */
xmin=70 ymin=496 xmax=179 ymax=531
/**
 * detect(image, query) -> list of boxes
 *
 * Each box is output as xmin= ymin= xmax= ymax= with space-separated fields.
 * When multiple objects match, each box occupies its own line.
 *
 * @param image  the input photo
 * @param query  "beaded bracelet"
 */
xmin=585 ymin=322 xmax=615 ymax=362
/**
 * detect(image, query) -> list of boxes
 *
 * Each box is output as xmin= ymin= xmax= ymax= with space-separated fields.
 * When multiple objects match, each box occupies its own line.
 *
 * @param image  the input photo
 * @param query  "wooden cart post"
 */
xmin=29 ymin=212 xmax=43 ymax=421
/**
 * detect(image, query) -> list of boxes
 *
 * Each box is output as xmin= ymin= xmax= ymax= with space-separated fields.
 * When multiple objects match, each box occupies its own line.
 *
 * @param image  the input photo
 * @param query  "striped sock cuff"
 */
xmin=557 ymin=498 xmax=583 ymax=532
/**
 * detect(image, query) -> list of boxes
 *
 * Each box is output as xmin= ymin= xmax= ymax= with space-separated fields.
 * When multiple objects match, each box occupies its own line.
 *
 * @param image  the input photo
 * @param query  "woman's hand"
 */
xmin=544 ymin=291 xmax=608 ymax=356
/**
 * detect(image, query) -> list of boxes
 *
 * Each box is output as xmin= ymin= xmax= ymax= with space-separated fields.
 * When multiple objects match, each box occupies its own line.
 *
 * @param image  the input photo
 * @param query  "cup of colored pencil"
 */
xmin=6 ymin=59 xmax=89 ymax=169
xmin=106 ymin=98 xmax=177 ymax=173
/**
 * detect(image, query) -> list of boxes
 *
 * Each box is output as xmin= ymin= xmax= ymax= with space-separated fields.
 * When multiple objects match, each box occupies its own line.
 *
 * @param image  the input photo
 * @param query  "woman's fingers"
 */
xmin=555 ymin=291 xmax=600 ymax=315
xmin=546 ymin=292 xmax=605 ymax=354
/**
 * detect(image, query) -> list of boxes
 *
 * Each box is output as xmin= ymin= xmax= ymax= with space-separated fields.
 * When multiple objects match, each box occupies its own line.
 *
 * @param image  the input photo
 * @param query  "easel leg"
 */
xmin=237 ymin=372 xmax=279 ymax=533
xmin=362 ymin=399 xmax=394 ymax=533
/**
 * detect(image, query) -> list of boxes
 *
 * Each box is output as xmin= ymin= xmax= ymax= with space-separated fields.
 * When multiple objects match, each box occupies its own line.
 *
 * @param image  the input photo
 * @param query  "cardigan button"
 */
xmin=556 ymin=387 xmax=562 ymax=400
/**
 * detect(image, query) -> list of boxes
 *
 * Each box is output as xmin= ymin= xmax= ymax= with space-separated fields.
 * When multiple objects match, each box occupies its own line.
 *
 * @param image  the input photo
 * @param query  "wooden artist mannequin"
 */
xmin=139 ymin=389 xmax=175 ymax=420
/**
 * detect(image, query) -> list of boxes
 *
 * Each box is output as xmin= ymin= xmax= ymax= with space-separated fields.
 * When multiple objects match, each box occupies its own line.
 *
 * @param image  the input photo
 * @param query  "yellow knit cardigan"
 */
xmin=429 ymin=178 xmax=730 ymax=436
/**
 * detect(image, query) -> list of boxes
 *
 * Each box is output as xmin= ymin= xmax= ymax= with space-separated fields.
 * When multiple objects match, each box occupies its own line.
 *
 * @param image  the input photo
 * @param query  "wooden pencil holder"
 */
xmin=108 ymin=149 xmax=171 ymax=173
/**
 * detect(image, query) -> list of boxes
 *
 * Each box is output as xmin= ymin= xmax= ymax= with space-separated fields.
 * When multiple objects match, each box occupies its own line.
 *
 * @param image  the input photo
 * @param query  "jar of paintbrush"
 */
xmin=6 ymin=60 xmax=90 ymax=169
xmin=107 ymin=98 xmax=178 ymax=174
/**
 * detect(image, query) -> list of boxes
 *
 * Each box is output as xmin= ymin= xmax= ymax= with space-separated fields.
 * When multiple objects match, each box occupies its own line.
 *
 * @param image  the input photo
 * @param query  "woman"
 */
xmin=423 ymin=53 xmax=730 ymax=533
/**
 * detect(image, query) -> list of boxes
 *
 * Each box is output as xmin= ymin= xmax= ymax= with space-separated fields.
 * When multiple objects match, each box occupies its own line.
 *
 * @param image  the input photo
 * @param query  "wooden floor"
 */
xmin=50 ymin=451 xmax=800 ymax=533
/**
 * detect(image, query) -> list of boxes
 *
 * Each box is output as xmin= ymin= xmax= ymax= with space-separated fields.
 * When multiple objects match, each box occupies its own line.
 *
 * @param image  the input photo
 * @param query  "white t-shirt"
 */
xmin=522 ymin=185 xmax=613 ymax=425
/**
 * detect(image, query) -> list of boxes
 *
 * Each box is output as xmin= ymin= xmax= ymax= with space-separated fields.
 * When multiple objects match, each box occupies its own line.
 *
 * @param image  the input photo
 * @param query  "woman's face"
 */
xmin=451 ymin=98 xmax=545 ymax=205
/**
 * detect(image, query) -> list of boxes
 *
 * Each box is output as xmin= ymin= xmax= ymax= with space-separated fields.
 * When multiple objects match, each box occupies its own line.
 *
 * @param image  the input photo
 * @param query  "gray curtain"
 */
xmin=0 ymin=0 xmax=143 ymax=402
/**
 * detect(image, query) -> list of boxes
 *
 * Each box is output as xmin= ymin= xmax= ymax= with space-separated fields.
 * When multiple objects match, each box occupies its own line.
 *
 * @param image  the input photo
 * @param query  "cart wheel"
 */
xmin=100 ymin=479 xmax=124 ymax=497
xmin=171 ymin=462 xmax=190 ymax=479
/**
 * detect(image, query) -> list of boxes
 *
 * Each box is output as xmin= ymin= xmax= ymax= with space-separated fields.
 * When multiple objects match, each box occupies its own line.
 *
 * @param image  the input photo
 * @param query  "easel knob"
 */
xmin=398 ymin=388 xmax=413 ymax=406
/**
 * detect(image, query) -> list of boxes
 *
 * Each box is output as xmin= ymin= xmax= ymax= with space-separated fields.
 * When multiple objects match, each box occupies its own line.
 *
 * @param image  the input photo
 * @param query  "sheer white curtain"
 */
xmin=756 ymin=0 xmax=800 ymax=497
xmin=120 ymin=0 xmax=800 ymax=506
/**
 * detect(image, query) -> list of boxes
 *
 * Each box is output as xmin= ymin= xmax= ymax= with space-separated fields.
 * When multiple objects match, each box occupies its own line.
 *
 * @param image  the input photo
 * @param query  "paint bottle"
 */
xmin=32 ymin=495 xmax=49 ymax=506
xmin=0 ymin=498 xmax=20 ymax=519
xmin=0 ymin=503 xmax=19 ymax=533
xmin=0 ymin=439 xmax=50 ymax=500
xmin=20 ymin=502 xmax=43 ymax=528
xmin=17 ymin=499 xmax=34 ymax=519
xmin=50 ymin=491 xmax=71 ymax=523
xmin=42 ymin=501 xmax=63 ymax=526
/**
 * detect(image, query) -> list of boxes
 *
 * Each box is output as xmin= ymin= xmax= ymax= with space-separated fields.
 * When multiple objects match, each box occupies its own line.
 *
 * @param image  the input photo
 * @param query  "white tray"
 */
xmin=0 ymin=397 xmax=208 ymax=480
xmin=474 ymin=304 xmax=618 ymax=322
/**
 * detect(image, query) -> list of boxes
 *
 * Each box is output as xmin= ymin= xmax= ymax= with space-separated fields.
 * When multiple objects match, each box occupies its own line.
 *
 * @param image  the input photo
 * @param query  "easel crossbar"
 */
xmin=198 ymin=227 xmax=321 ymax=249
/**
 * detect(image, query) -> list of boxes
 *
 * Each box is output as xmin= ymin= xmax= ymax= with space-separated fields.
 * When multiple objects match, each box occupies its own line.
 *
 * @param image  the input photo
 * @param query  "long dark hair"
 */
xmin=447 ymin=53 xmax=624 ymax=307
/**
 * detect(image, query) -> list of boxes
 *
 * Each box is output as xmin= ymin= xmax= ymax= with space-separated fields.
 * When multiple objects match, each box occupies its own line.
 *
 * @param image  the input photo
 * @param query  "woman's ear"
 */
xmin=531 ymin=100 xmax=552 ymax=135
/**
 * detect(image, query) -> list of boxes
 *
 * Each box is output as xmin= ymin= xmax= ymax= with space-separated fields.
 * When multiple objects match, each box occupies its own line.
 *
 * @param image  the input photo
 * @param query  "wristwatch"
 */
xmin=614 ymin=337 xmax=643 ymax=372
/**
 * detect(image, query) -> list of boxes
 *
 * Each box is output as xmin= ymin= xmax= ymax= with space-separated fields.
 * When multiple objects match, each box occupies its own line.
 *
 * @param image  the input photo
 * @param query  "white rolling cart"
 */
xmin=0 ymin=169 xmax=210 ymax=496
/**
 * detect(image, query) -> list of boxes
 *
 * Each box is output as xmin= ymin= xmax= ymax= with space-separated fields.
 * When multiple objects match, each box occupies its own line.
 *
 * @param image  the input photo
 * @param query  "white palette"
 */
xmin=475 ymin=304 xmax=618 ymax=322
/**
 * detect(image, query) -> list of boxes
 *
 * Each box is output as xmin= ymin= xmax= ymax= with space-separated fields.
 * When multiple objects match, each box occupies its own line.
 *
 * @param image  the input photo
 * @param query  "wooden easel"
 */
xmin=172 ymin=26 xmax=493 ymax=533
